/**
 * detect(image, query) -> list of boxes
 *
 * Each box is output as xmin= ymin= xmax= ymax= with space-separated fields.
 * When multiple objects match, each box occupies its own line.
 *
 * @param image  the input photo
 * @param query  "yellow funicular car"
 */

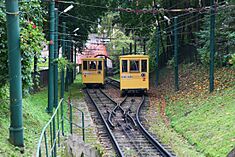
xmin=119 ymin=55 xmax=149 ymax=95
xmin=82 ymin=57 xmax=105 ymax=87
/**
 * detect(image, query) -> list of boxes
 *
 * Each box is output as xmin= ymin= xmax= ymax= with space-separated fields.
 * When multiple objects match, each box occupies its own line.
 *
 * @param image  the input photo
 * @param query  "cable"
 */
xmin=163 ymin=4 xmax=232 ymax=34
xmin=106 ymin=3 xmax=232 ymax=54
xmin=56 ymin=0 xmax=227 ymax=15
xmin=57 ymin=0 xmax=111 ymax=10
xmin=3 ymin=1 xmax=233 ymax=54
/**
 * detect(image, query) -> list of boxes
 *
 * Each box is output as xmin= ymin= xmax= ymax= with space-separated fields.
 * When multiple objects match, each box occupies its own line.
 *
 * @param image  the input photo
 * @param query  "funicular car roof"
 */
xmin=119 ymin=55 xmax=149 ymax=59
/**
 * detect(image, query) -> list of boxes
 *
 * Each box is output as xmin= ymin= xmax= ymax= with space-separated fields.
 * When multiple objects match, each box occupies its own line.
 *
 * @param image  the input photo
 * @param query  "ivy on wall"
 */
xmin=0 ymin=1 xmax=46 ymax=92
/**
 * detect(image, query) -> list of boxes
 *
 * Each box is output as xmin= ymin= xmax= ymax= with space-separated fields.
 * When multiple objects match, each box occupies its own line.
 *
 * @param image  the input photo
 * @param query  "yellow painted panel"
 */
xmin=119 ymin=55 xmax=149 ymax=90
xmin=82 ymin=70 xmax=104 ymax=84
xmin=120 ymin=73 xmax=149 ymax=90
xmin=81 ymin=58 xmax=105 ymax=84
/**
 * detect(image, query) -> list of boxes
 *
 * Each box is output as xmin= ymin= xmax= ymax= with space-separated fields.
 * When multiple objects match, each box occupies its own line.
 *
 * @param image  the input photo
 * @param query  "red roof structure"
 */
xmin=77 ymin=44 xmax=108 ymax=65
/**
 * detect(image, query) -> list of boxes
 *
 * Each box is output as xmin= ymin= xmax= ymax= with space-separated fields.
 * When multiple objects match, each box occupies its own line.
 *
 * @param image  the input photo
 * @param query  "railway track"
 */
xmin=85 ymin=88 xmax=122 ymax=156
xmin=85 ymin=79 xmax=175 ymax=157
xmin=106 ymin=77 xmax=120 ymax=89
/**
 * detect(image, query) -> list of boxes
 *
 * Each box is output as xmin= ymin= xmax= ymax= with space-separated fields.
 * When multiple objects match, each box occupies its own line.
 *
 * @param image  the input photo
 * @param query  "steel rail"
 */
xmin=107 ymin=110 xmax=115 ymax=129
xmin=86 ymin=89 xmax=124 ymax=157
xmin=99 ymin=88 xmax=117 ymax=105
xmin=120 ymin=124 xmax=145 ymax=157
xmin=107 ymin=77 xmax=120 ymax=89
xmin=136 ymin=96 xmax=174 ymax=157
xmin=107 ymin=95 xmax=127 ymax=129
xmin=125 ymin=111 xmax=137 ymax=129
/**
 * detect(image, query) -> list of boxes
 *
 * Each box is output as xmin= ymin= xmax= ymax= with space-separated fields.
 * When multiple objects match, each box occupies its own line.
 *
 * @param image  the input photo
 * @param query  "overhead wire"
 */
xmin=3 ymin=1 xmax=232 ymax=54
xmin=107 ymin=2 xmax=226 ymax=45
xmin=162 ymin=4 xmax=232 ymax=35
xmin=106 ymin=2 xmax=231 ymax=53
xmin=107 ymin=1 xmax=228 ymax=41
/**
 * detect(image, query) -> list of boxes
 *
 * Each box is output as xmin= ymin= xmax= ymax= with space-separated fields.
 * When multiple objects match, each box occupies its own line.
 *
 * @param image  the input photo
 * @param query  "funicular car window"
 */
xmin=83 ymin=61 xmax=88 ymax=70
xmin=141 ymin=60 xmax=147 ymax=72
xmin=122 ymin=60 xmax=128 ymax=72
xmin=89 ymin=61 xmax=97 ymax=70
xmin=98 ymin=61 xmax=102 ymax=70
xmin=130 ymin=60 xmax=139 ymax=72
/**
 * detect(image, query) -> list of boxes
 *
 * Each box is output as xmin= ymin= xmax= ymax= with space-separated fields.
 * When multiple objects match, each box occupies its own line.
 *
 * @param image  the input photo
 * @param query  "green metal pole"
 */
xmin=60 ymin=23 xmax=66 ymax=99
xmin=210 ymin=0 xmax=215 ymax=92
xmin=47 ymin=0 xmax=55 ymax=113
xmin=156 ymin=26 xmax=160 ymax=87
xmin=74 ymin=45 xmax=77 ymax=80
xmin=54 ymin=8 xmax=59 ymax=108
xmin=174 ymin=16 xmax=179 ymax=91
xmin=5 ymin=0 xmax=24 ymax=147
xmin=71 ymin=39 xmax=74 ymax=84
xmin=61 ymin=101 xmax=64 ymax=136
xmin=65 ymin=38 xmax=69 ymax=92
xmin=82 ymin=112 xmax=85 ymax=142
xmin=61 ymin=23 xmax=66 ymax=135
xmin=69 ymin=102 xmax=73 ymax=134
xmin=52 ymin=116 xmax=56 ymax=157
xmin=122 ymin=47 xmax=125 ymax=55
xmin=68 ymin=39 xmax=72 ymax=85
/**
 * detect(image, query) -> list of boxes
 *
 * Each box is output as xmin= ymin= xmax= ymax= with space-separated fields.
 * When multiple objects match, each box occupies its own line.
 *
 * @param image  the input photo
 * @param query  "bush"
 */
xmin=0 ymin=1 xmax=46 ymax=93
xmin=229 ymin=53 xmax=235 ymax=67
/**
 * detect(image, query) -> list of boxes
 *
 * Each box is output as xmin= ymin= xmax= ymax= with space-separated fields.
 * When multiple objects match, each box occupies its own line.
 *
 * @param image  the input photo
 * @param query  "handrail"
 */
xmin=65 ymin=100 xmax=86 ymax=142
xmin=36 ymin=98 xmax=64 ymax=157
xmin=36 ymin=98 xmax=86 ymax=157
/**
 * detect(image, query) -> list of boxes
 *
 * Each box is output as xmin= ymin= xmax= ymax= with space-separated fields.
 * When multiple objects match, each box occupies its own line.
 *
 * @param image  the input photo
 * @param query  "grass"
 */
xmin=0 ymin=87 xmax=50 ymax=157
xmin=65 ymin=74 xmax=85 ymax=100
xmin=148 ymin=63 xmax=235 ymax=157
xmin=0 ymin=74 xmax=85 ymax=156
xmin=111 ymin=74 xmax=120 ymax=80
xmin=148 ymin=113 xmax=205 ymax=157
xmin=166 ymin=87 xmax=235 ymax=157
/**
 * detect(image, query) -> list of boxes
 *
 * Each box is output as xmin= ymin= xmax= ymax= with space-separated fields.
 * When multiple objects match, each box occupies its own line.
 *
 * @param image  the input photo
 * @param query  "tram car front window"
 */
xmin=122 ymin=60 xmax=128 ymax=72
xmin=89 ymin=61 xmax=97 ymax=70
xmin=141 ymin=60 xmax=147 ymax=72
xmin=130 ymin=60 xmax=140 ymax=72
xmin=98 ymin=61 xmax=102 ymax=70
xmin=83 ymin=61 xmax=88 ymax=70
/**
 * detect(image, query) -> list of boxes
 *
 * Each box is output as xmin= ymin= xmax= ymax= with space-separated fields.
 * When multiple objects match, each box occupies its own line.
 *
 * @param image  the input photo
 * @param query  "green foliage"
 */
xmin=167 ymin=57 xmax=175 ymax=68
xmin=56 ymin=57 xmax=75 ymax=72
xmin=0 ymin=84 xmax=9 ymax=101
xmin=98 ymin=12 xmax=135 ymax=73
xmin=21 ymin=22 xmax=46 ymax=92
xmin=0 ymin=88 xmax=50 ymax=156
xmin=59 ymin=0 xmax=117 ymax=49
xmin=229 ymin=53 xmax=235 ymax=67
xmin=0 ymin=1 xmax=46 ymax=92
xmin=106 ymin=29 xmax=134 ymax=73
xmin=0 ymin=6 xmax=8 ymax=88
xmin=196 ymin=6 xmax=235 ymax=66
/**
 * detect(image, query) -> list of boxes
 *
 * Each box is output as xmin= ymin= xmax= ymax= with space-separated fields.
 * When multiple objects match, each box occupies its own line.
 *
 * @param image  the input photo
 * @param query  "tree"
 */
xmin=196 ymin=4 xmax=235 ymax=66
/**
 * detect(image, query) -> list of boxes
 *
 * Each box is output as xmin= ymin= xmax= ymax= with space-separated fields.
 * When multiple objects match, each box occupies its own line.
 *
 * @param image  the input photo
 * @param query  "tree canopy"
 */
xmin=0 ymin=0 xmax=234 ymax=94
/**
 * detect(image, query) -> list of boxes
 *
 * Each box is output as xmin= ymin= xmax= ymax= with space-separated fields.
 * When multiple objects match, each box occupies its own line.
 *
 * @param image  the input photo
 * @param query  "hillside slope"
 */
xmin=0 ymin=88 xmax=50 ymax=156
xmin=148 ymin=64 xmax=235 ymax=157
